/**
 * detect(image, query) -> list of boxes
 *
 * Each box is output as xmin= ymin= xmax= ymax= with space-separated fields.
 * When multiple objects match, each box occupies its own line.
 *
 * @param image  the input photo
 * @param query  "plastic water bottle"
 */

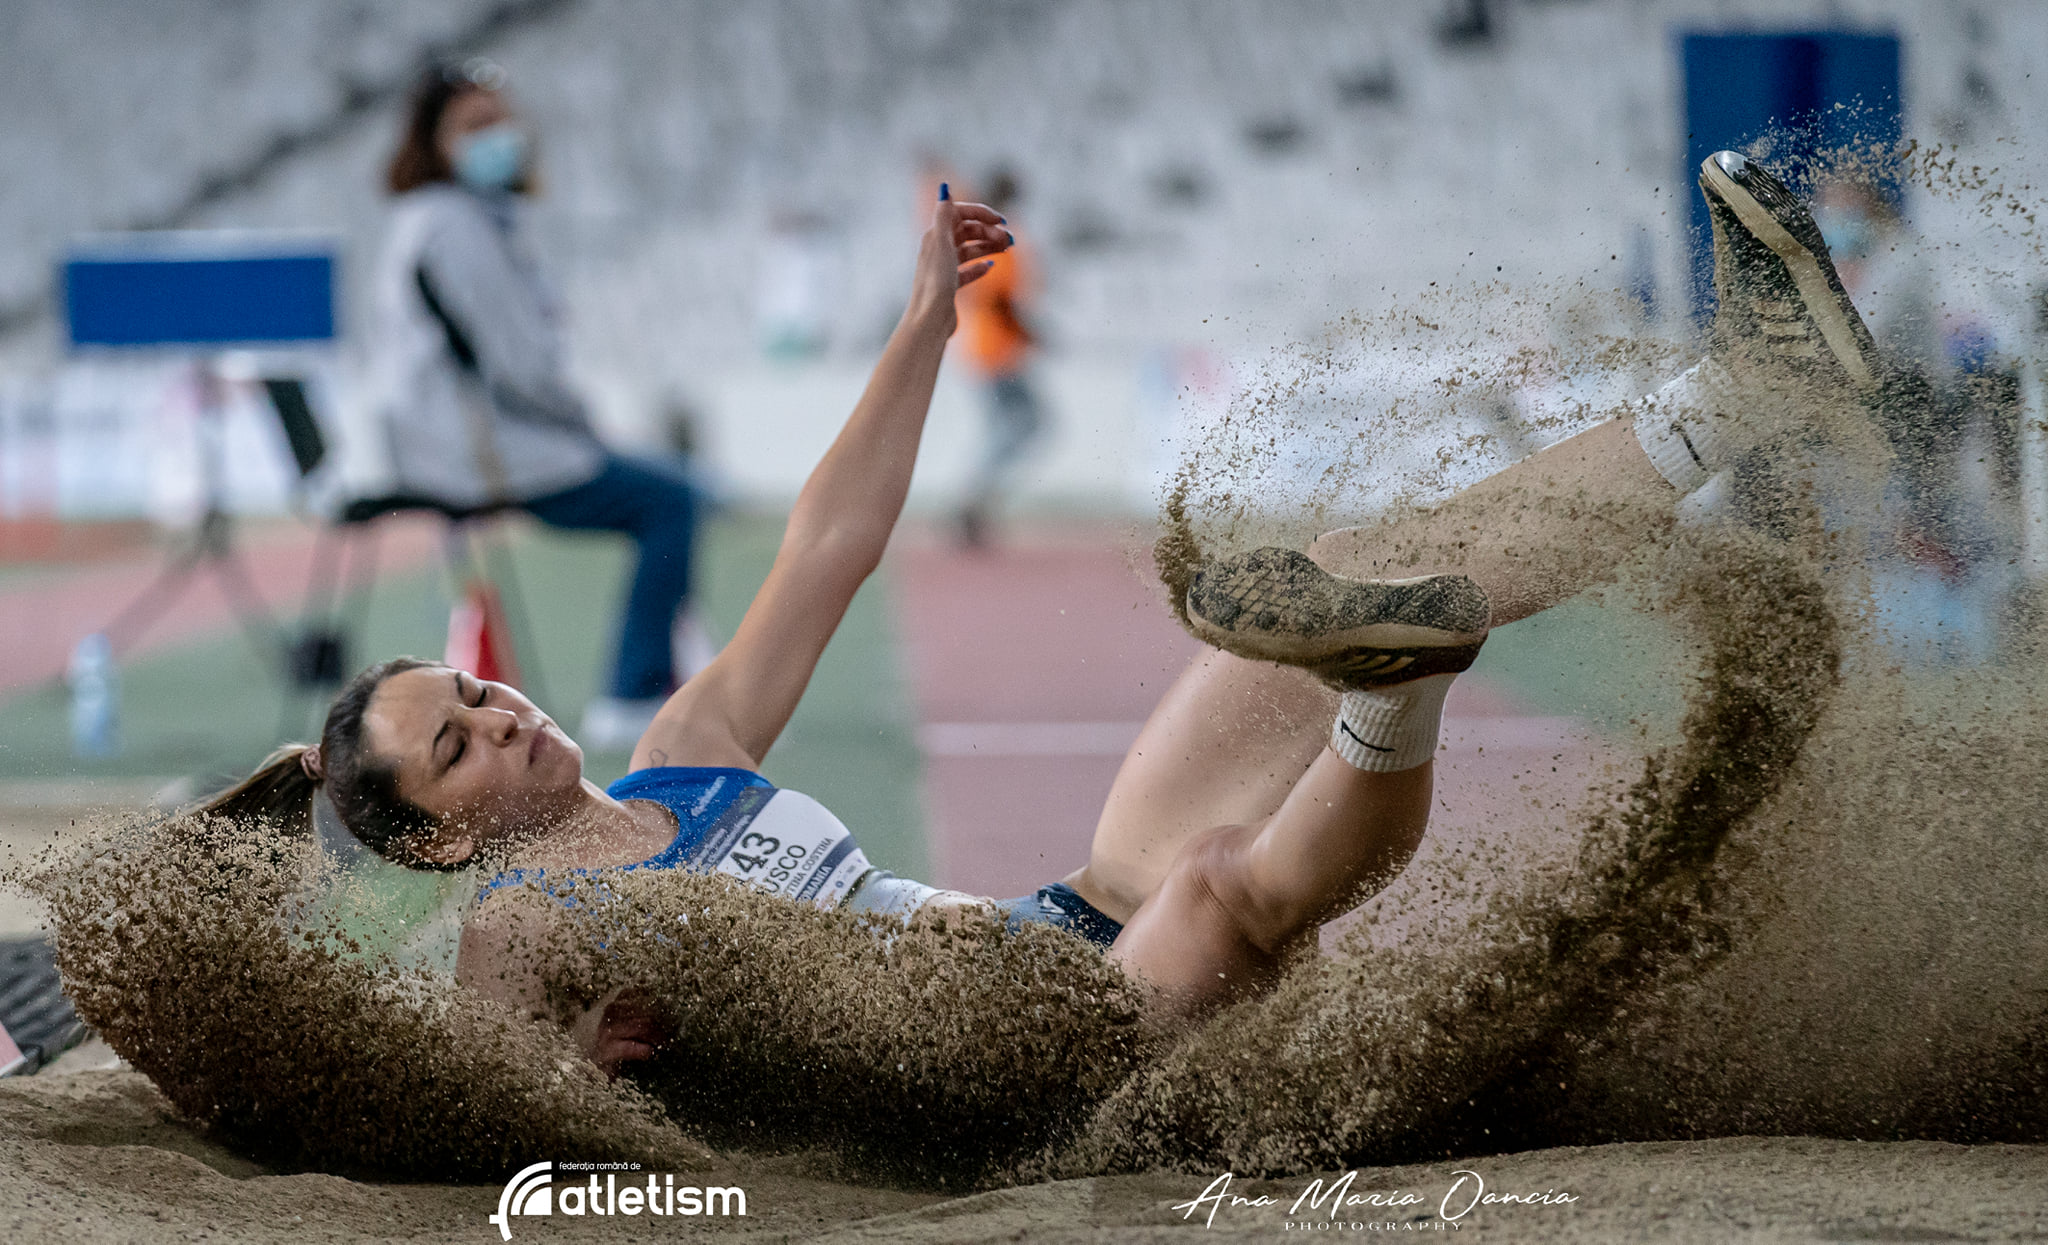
xmin=67 ymin=632 xmax=119 ymax=759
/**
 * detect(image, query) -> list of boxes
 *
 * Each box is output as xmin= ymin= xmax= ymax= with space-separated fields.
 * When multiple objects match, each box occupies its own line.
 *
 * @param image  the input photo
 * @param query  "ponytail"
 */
xmin=199 ymin=657 xmax=459 ymax=871
xmin=199 ymin=743 xmax=322 ymax=833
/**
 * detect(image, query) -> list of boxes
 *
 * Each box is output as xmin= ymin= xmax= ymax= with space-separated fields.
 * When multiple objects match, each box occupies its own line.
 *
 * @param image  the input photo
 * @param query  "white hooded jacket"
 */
xmin=365 ymin=184 xmax=604 ymax=507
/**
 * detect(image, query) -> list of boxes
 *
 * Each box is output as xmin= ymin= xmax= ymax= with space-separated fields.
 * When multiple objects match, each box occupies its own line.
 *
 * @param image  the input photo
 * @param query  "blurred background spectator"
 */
xmin=369 ymin=55 xmax=706 ymax=747
xmin=952 ymin=166 xmax=1048 ymax=547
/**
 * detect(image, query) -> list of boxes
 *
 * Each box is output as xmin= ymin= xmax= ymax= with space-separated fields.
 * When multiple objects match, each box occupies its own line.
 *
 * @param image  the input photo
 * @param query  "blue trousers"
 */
xmin=524 ymin=454 xmax=699 ymax=700
xmin=964 ymin=372 xmax=1047 ymax=509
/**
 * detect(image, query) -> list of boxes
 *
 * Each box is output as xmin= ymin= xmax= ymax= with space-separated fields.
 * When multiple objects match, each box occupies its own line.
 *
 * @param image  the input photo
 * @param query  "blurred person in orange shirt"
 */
xmin=953 ymin=167 xmax=1048 ymax=546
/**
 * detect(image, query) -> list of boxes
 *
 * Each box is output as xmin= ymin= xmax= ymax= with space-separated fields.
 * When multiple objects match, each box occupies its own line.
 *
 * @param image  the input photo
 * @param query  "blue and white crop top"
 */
xmin=485 ymin=766 xmax=957 ymax=919
xmin=606 ymin=766 xmax=880 ymax=907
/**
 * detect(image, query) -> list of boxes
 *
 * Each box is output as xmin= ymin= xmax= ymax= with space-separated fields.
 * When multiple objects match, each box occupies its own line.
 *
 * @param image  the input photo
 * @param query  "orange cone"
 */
xmin=445 ymin=580 xmax=523 ymax=688
xmin=0 ymin=1018 xmax=24 ymax=1076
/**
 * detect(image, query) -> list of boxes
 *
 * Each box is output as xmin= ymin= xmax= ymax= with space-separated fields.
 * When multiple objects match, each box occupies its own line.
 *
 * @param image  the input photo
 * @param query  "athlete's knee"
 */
xmin=1172 ymin=823 xmax=1298 ymax=957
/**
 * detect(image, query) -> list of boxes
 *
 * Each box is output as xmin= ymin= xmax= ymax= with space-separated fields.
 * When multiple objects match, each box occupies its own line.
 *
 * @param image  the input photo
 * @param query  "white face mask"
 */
xmin=454 ymin=123 xmax=528 ymax=192
xmin=1815 ymin=207 xmax=1875 ymax=260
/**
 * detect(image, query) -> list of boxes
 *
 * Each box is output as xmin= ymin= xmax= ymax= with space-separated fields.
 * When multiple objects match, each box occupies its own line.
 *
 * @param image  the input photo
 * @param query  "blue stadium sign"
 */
xmin=1679 ymin=30 xmax=1902 ymax=317
xmin=63 ymin=233 xmax=337 ymax=348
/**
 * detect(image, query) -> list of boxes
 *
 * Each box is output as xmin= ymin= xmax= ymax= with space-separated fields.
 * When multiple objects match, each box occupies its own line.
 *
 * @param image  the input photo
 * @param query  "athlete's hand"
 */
xmin=581 ymin=987 xmax=669 ymax=1077
xmin=906 ymin=184 xmax=1012 ymax=332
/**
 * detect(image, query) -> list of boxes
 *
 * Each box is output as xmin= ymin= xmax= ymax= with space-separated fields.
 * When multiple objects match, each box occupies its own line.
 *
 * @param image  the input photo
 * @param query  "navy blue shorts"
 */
xmin=999 ymin=882 xmax=1124 ymax=951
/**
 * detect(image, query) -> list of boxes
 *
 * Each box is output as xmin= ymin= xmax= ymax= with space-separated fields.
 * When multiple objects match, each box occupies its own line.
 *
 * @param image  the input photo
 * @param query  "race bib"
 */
xmin=688 ymin=787 xmax=874 ymax=910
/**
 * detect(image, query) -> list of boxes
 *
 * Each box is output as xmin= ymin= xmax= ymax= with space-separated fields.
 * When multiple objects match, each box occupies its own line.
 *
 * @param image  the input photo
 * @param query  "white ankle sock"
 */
xmin=1628 ymin=357 xmax=1762 ymax=494
xmin=1331 ymin=673 xmax=1456 ymax=773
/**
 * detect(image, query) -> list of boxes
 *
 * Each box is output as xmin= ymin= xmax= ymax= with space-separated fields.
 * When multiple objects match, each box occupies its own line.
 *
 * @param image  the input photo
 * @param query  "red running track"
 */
xmin=0 ymin=517 xmax=442 ymax=699
xmin=892 ymin=523 xmax=1620 ymax=901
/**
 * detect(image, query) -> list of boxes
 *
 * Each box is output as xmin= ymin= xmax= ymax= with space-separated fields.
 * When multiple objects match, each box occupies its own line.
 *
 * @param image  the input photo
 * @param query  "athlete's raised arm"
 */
xmin=633 ymin=191 xmax=1011 ymax=770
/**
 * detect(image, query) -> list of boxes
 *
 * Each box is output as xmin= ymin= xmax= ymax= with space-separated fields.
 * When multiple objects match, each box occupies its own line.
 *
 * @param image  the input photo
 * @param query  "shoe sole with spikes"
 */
xmin=1184 ymin=547 xmax=1490 ymax=688
xmin=1698 ymin=150 xmax=1883 ymax=391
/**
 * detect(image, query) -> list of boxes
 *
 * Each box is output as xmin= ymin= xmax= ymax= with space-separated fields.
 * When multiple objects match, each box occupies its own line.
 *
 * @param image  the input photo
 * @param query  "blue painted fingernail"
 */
xmin=998 ymin=214 xmax=1007 ymax=224
xmin=938 ymin=182 xmax=950 ymax=201
xmin=1005 ymin=230 xmax=1015 ymax=245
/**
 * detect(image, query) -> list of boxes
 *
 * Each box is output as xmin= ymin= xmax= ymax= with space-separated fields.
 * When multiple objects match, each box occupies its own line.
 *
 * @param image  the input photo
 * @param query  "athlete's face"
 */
xmin=364 ymin=665 xmax=585 ymax=860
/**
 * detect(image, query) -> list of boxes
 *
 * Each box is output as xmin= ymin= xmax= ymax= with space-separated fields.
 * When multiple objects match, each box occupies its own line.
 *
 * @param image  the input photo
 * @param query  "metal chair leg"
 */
xmin=478 ymin=522 xmax=550 ymax=711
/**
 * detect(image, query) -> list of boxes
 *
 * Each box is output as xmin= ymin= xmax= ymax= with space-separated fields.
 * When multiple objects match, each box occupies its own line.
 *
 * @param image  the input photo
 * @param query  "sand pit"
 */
xmin=3 ymin=1070 xmax=2045 ymax=1241
xmin=11 ymin=448 xmax=2048 ymax=1235
xmin=0 ymin=1069 xmax=935 ymax=1241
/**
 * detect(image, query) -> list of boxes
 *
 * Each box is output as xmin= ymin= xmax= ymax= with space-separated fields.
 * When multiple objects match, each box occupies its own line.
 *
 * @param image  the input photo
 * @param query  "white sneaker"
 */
xmin=579 ymin=696 xmax=666 ymax=752
xmin=673 ymin=607 xmax=721 ymax=680
xmin=1698 ymin=150 xmax=1882 ymax=390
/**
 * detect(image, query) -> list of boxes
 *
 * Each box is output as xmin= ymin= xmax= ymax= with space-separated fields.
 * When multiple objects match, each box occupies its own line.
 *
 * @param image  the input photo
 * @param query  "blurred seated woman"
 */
xmin=370 ymin=57 xmax=707 ymax=745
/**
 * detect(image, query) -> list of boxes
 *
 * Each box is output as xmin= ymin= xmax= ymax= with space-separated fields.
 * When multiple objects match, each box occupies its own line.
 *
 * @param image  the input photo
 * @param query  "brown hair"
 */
xmin=201 ymin=657 xmax=460 ymax=870
xmin=385 ymin=58 xmax=512 ymax=195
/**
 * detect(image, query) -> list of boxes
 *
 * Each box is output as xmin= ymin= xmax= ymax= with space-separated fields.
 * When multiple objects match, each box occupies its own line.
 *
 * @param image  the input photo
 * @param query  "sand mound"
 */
xmin=17 ymin=819 xmax=706 ymax=1181
xmin=4 ymin=1071 xmax=2044 ymax=1241
xmin=533 ymin=868 xmax=1154 ymax=1188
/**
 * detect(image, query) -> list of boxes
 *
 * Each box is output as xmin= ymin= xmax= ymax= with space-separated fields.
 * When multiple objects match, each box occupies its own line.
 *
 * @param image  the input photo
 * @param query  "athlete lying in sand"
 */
xmin=204 ymin=153 xmax=1879 ymax=1073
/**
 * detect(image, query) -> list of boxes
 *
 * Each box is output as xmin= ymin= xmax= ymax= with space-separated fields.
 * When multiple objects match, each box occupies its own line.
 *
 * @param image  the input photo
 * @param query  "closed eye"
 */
xmin=449 ymin=678 xmax=493 ymax=767
xmin=441 ymin=672 xmax=489 ymax=771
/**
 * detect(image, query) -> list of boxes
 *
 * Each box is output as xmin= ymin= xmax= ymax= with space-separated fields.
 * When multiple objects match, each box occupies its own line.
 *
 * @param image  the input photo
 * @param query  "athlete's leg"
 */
xmin=1068 ymin=650 xmax=1334 ymax=921
xmin=1310 ymin=415 xmax=1678 ymax=626
xmin=1074 ymin=151 xmax=1885 ymax=923
xmin=1253 ymin=150 xmax=1887 ymax=631
xmin=1109 ymin=677 xmax=1449 ymax=1018
xmin=1110 ymin=758 xmax=1432 ymax=1009
xmin=1070 ymin=416 xmax=1670 ymax=922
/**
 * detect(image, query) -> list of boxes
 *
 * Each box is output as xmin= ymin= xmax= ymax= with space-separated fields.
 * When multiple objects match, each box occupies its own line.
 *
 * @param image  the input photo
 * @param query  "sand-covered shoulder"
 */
xmin=3 ymin=1071 xmax=2042 ymax=1243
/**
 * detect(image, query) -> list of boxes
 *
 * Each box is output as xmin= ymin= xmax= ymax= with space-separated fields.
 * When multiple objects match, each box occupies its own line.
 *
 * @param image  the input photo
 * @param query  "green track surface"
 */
xmin=0 ymin=513 xmax=927 ymax=877
xmin=1466 ymin=583 xmax=1693 ymax=743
